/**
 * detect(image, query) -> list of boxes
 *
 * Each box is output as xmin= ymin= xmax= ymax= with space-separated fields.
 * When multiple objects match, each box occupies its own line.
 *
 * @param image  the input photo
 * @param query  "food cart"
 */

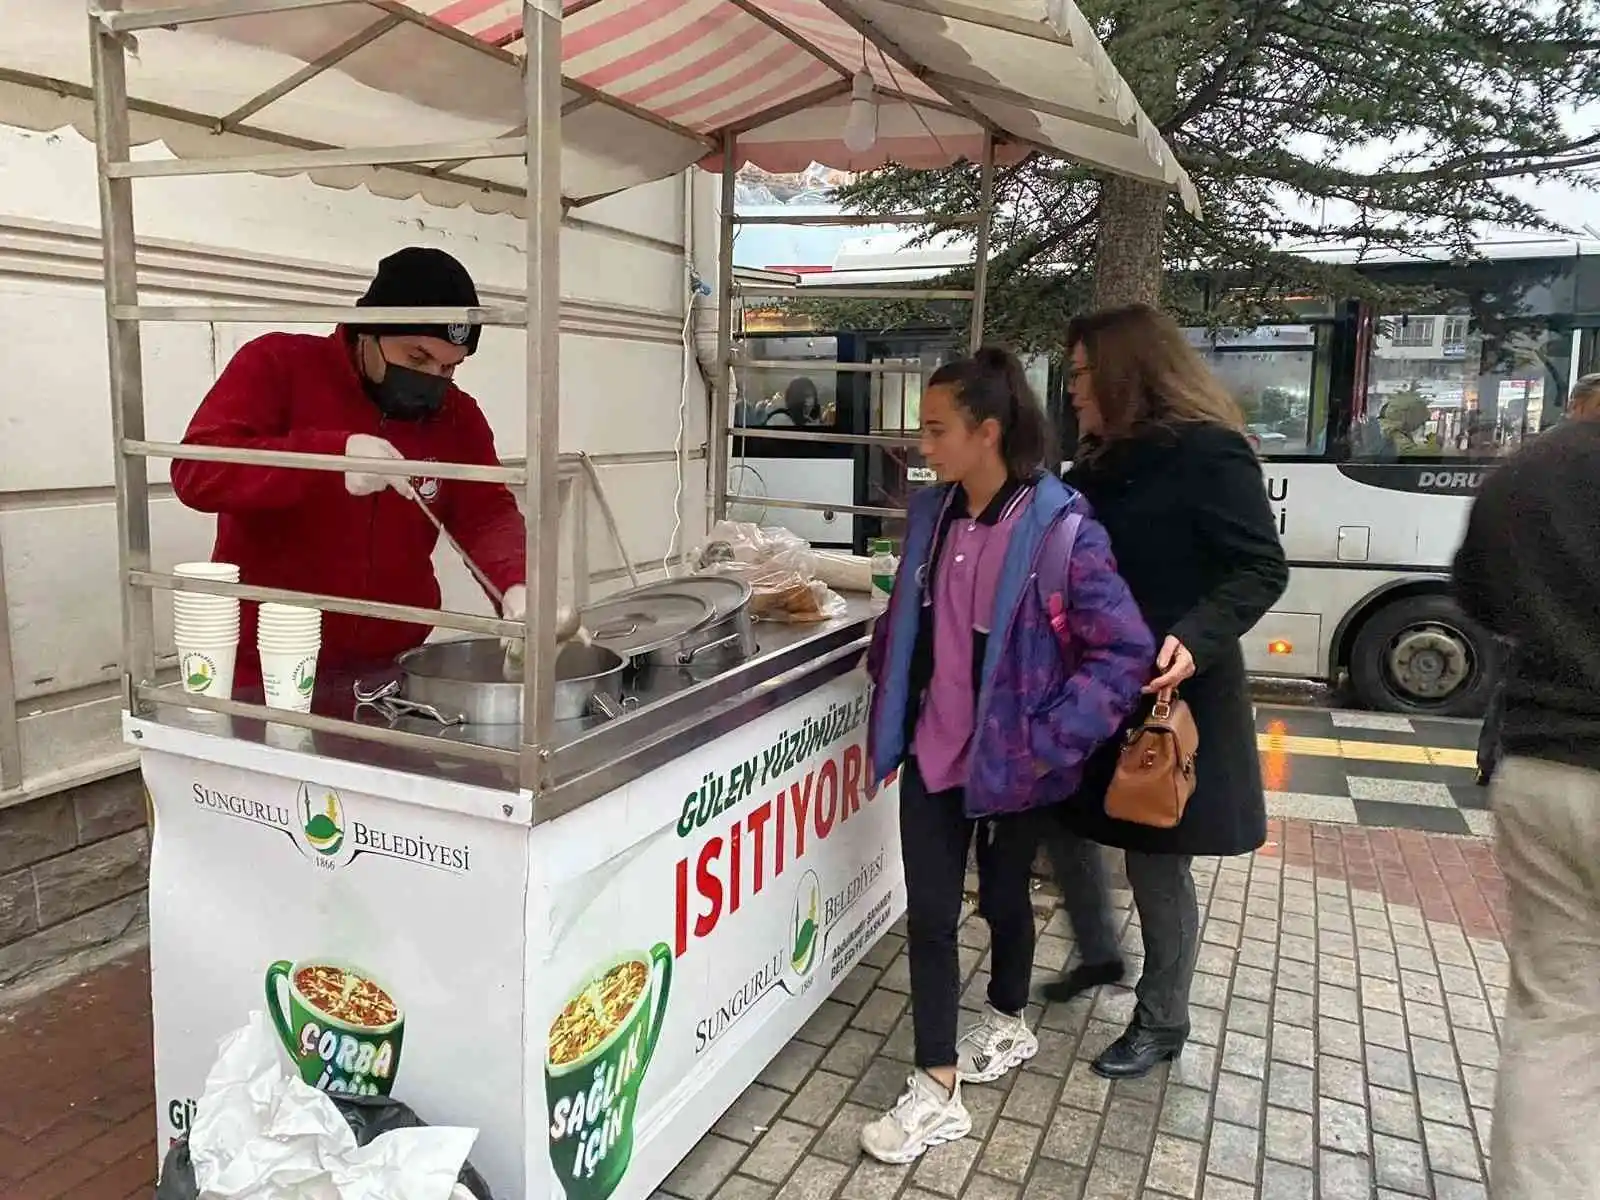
xmin=73 ymin=1 xmax=1197 ymax=1195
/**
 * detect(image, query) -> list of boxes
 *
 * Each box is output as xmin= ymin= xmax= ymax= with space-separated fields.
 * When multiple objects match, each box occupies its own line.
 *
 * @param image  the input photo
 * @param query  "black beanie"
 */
xmin=351 ymin=246 xmax=482 ymax=355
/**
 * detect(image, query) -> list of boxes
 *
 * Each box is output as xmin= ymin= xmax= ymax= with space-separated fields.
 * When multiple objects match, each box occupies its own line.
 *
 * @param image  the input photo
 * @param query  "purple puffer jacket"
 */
xmin=867 ymin=472 xmax=1154 ymax=818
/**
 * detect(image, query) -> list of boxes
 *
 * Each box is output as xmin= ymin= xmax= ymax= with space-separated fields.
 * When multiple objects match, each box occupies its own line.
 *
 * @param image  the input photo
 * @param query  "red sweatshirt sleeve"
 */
xmin=441 ymin=392 xmax=527 ymax=599
xmin=171 ymin=336 xmax=351 ymax=514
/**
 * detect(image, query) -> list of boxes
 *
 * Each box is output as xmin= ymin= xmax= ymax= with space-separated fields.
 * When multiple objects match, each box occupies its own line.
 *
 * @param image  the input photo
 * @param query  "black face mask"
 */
xmin=360 ymin=344 xmax=449 ymax=420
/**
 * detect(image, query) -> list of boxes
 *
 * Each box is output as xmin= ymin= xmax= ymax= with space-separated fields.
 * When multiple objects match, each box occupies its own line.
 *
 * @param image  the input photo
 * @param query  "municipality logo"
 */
xmin=292 ymin=657 xmax=317 ymax=701
xmin=182 ymin=651 xmax=220 ymax=694
xmin=298 ymin=782 xmax=345 ymax=858
xmin=791 ymin=870 xmax=822 ymax=978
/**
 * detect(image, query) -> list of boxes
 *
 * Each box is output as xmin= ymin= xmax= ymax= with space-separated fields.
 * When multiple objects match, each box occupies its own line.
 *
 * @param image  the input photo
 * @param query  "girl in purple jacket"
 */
xmin=860 ymin=347 xmax=1154 ymax=1163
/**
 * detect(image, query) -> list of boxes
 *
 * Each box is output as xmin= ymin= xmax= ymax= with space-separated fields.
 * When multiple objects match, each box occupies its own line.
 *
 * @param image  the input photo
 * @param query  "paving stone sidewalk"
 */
xmin=657 ymin=819 xmax=1508 ymax=1200
xmin=0 ymin=818 xmax=1508 ymax=1200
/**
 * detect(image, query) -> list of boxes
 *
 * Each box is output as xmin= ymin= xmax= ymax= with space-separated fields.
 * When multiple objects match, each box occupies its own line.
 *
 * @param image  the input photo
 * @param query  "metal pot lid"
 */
xmin=629 ymin=573 xmax=751 ymax=622
xmin=580 ymin=589 xmax=714 ymax=657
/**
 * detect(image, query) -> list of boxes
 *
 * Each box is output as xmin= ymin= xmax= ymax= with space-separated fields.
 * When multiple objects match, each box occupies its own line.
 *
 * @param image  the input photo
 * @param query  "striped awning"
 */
xmin=0 ymin=0 xmax=1197 ymax=214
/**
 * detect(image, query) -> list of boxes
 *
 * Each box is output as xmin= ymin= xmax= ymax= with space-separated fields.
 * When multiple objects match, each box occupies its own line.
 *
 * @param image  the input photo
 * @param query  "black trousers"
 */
xmin=900 ymin=759 xmax=1043 ymax=1070
xmin=1047 ymin=827 xmax=1197 ymax=1037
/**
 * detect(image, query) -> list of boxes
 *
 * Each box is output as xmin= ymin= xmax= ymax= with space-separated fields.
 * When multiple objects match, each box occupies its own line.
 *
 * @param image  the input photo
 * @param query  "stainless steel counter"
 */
xmin=141 ymin=596 xmax=877 ymax=820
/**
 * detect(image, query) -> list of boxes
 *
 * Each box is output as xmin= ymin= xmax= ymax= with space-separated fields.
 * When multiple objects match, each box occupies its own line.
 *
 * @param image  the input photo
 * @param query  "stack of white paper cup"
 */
xmin=173 ymin=562 xmax=241 ymax=702
xmin=258 ymin=603 xmax=322 ymax=712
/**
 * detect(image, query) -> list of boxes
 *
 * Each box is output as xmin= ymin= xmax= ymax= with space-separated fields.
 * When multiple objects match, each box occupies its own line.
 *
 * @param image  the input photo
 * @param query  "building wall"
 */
xmin=0 ymin=119 xmax=718 ymax=986
xmin=0 ymin=773 xmax=148 ymax=993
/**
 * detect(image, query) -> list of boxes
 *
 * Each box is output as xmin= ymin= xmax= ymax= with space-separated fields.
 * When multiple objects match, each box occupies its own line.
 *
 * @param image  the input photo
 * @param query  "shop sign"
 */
xmin=142 ymin=754 xmax=528 ymax=1193
xmin=529 ymin=674 xmax=903 ymax=1200
xmin=136 ymin=671 xmax=903 ymax=1200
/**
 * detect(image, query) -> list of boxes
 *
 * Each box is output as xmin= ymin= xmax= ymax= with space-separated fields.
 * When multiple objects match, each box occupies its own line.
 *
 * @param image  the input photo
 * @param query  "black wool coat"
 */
xmin=1059 ymin=421 xmax=1289 ymax=857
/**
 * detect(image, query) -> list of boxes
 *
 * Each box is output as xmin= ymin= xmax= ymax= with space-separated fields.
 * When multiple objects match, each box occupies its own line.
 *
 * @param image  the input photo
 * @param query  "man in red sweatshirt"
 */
xmin=172 ymin=247 xmax=526 ymax=688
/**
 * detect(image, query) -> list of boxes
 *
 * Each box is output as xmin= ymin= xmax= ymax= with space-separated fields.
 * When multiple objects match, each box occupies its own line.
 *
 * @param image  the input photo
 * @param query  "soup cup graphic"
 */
xmin=265 ymin=959 xmax=405 ymax=1097
xmin=545 ymin=943 xmax=672 ymax=1200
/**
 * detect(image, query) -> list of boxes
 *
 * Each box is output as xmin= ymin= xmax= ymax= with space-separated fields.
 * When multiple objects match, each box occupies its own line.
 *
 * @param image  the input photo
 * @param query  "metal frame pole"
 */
xmin=969 ymin=131 xmax=996 ymax=352
xmin=709 ymin=141 xmax=738 ymax=525
xmin=520 ymin=0 xmax=563 ymax=794
xmin=89 ymin=0 xmax=157 ymax=711
xmin=0 ymin=526 xmax=21 ymax=789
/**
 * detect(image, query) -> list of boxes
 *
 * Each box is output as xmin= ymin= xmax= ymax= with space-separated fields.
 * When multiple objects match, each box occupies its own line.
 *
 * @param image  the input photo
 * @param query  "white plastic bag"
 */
xmin=187 ymin=1012 xmax=477 ymax=1200
xmin=697 ymin=521 xmax=848 ymax=622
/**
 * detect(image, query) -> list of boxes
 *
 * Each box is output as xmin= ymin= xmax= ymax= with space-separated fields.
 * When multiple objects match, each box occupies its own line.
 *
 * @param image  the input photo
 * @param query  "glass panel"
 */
xmin=1354 ymin=315 xmax=1573 ymax=461
xmin=1185 ymin=325 xmax=1333 ymax=457
xmin=732 ymin=336 xmax=838 ymax=429
xmin=870 ymin=350 xmax=947 ymax=433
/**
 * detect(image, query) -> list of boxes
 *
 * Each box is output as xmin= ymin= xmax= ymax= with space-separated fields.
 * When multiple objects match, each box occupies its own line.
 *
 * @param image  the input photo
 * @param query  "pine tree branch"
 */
xmin=1162 ymin=0 xmax=1286 ymax=134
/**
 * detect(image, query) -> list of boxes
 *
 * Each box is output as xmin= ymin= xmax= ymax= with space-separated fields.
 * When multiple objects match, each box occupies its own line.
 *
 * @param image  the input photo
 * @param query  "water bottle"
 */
xmin=869 ymin=538 xmax=898 ymax=612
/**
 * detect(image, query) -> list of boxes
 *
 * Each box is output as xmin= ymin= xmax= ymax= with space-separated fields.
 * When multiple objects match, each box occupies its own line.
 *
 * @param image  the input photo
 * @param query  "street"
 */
xmin=0 ymin=701 xmax=1501 ymax=1200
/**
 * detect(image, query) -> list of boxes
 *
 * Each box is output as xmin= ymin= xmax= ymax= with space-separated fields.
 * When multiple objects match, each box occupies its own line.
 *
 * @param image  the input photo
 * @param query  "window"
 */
xmin=1356 ymin=319 xmax=1572 ymax=462
xmin=1186 ymin=325 xmax=1333 ymax=458
xmin=1388 ymin=317 xmax=1437 ymax=348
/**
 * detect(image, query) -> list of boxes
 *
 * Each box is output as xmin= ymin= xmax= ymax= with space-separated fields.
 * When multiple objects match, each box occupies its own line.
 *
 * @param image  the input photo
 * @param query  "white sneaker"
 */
xmin=859 ymin=1071 xmax=972 ymax=1164
xmin=956 ymin=1004 xmax=1038 ymax=1083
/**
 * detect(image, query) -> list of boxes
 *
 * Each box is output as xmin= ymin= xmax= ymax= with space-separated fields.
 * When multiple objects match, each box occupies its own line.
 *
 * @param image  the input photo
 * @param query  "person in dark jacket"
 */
xmin=1042 ymin=303 xmax=1289 ymax=1080
xmin=860 ymin=347 xmax=1154 ymax=1163
xmin=1475 ymin=640 xmax=1508 ymax=786
xmin=1452 ymin=371 xmax=1600 ymax=1196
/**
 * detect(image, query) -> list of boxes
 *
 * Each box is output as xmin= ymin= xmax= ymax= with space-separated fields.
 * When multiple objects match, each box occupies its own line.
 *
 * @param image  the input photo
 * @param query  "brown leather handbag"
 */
xmin=1104 ymin=688 xmax=1199 ymax=828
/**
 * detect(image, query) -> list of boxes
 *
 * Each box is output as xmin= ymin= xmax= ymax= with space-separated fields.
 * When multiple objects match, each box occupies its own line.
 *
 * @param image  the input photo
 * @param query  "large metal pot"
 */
xmin=637 ymin=574 xmax=755 ymax=672
xmin=580 ymin=588 xmax=720 ymax=676
xmin=357 ymin=637 xmax=629 ymax=726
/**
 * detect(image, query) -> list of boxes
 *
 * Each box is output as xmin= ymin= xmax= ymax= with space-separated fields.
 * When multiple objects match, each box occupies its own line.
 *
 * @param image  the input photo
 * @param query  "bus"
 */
xmin=727 ymin=237 xmax=1600 ymax=716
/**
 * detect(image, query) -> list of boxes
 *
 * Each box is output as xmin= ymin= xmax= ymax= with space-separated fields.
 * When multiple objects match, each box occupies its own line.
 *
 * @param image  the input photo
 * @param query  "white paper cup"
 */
xmin=174 ymin=627 xmax=241 ymax=641
xmin=172 ymin=600 xmax=238 ymax=615
xmin=173 ymin=607 xmax=239 ymax=626
xmin=257 ymin=631 xmax=320 ymax=647
xmin=261 ymin=646 xmax=320 ymax=712
xmin=176 ymin=628 xmax=240 ymax=647
xmin=174 ymin=561 xmax=241 ymax=582
xmin=173 ymin=594 xmax=240 ymax=623
xmin=177 ymin=642 xmax=236 ymax=700
xmin=173 ymin=604 xmax=239 ymax=629
xmin=259 ymin=602 xmax=321 ymax=626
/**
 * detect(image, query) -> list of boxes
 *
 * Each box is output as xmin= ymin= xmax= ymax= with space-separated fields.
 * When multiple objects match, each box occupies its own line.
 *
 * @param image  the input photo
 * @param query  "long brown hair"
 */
xmin=1065 ymin=303 xmax=1244 ymax=451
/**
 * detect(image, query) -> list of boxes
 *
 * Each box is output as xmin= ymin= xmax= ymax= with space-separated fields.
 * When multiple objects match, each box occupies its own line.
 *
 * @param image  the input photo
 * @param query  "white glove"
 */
xmin=343 ymin=434 xmax=411 ymax=497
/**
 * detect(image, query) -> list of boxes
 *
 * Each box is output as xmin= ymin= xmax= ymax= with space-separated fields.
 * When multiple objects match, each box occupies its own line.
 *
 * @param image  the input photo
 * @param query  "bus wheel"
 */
xmin=1348 ymin=594 xmax=1494 ymax=717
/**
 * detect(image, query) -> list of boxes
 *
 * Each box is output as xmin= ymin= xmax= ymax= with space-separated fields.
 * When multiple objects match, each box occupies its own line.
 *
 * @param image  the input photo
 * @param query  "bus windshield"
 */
xmin=1185 ymin=324 xmax=1333 ymax=458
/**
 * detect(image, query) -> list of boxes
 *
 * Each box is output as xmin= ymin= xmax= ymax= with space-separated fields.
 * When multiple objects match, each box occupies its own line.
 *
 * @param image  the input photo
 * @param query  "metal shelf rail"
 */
xmin=713 ymin=137 xmax=997 ymax=528
xmin=88 ymin=0 xmax=566 ymax=789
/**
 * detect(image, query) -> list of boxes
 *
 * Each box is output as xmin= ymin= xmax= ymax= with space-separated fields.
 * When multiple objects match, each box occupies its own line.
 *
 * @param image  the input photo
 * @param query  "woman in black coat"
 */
xmin=1043 ymin=303 xmax=1289 ymax=1080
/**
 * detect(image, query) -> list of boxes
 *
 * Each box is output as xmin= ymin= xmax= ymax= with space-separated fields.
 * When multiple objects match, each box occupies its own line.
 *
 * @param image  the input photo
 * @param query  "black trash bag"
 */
xmin=155 ymin=1137 xmax=196 ymax=1200
xmin=154 ymin=1095 xmax=495 ymax=1200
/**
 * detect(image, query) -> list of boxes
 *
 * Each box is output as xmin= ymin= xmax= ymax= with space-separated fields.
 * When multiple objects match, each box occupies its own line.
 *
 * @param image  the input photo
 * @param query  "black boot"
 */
xmin=1091 ymin=1024 xmax=1184 ymax=1080
xmin=1041 ymin=959 xmax=1125 ymax=1004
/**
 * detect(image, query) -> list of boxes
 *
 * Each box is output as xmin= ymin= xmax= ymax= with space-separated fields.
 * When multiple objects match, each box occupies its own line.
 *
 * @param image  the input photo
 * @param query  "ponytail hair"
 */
xmin=927 ymin=346 xmax=1054 ymax=479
